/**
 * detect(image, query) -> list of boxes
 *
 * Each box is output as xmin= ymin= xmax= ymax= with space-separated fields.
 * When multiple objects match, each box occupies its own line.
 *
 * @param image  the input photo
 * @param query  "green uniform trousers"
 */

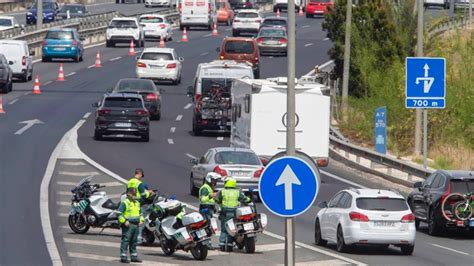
xmin=120 ymin=223 xmax=139 ymax=260
xmin=219 ymin=207 xmax=236 ymax=247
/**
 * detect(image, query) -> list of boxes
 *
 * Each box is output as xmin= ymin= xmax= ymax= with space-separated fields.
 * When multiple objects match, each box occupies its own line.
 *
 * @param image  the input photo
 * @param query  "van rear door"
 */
xmin=0 ymin=42 xmax=24 ymax=74
xmin=180 ymin=0 xmax=213 ymax=25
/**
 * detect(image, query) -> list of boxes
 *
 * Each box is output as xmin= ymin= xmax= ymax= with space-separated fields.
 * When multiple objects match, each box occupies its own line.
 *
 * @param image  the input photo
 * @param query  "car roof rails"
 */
xmin=347 ymin=187 xmax=360 ymax=194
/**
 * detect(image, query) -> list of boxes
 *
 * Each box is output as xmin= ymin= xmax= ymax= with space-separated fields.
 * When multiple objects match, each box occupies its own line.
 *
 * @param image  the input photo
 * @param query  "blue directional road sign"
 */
xmin=258 ymin=156 xmax=319 ymax=217
xmin=374 ymin=106 xmax=387 ymax=154
xmin=406 ymin=57 xmax=445 ymax=109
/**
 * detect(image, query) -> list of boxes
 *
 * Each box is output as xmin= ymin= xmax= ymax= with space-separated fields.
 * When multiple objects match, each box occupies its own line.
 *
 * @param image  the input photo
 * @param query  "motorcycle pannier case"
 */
xmin=182 ymin=212 xmax=204 ymax=226
xmin=235 ymin=206 xmax=253 ymax=217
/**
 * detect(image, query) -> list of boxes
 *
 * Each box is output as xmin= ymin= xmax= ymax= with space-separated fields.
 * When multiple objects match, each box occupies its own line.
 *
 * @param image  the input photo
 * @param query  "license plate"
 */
xmin=54 ymin=47 xmax=66 ymax=51
xmin=196 ymin=229 xmax=206 ymax=238
xmin=469 ymin=220 xmax=474 ymax=227
xmin=266 ymin=41 xmax=278 ymax=45
xmin=232 ymin=171 xmax=249 ymax=176
xmin=373 ymin=221 xmax=395 ymax=227
xmin=115 ymin=122 xmax=131 ymax=127
xmin=243 ymin=223 xmax=254 ymax=231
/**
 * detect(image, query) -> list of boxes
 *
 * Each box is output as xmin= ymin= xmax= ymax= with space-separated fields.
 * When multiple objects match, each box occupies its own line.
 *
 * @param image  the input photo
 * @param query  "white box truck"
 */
xmin=230 ymin=77 xmax=330 ymax=167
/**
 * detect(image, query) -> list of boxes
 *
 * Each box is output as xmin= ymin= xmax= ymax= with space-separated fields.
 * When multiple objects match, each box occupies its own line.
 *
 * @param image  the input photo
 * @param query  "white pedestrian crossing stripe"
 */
xmin=57 ymin=181 xmax=123 ymax=187
xmin=58 ymin=171 xmax=99 ymax=177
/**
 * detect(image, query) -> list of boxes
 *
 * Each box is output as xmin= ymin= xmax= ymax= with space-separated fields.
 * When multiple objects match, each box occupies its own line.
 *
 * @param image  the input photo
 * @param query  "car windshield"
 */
xmin=224 ymin=41 xmax=254 ymax=54
xmin=45 ymin=31 xmax=73 ymax=40
xmin=356 ymin=198 xmax=409 ymax=211
xmin=216 ymin=2 xmax=226 ymax=8
xmin=201 ymin=78 xmax=233 ymax=96
xmin=115 ymin=80 xmax=156 ymax=92
xmin=61 ymin=5 xmax=85 ymax=13
xmin=262 ymin=19 xmax=286 ymax=26
xmin=139 ymin=17 xmax=164 ymax=23
xmin=103 ymin=97 xmax=143 ymax=108
xmin=32 ymin=2 xmax=56 ymax=9
xmin=0 ymin=19 xmax=13 ymax=27
xmin=109 ymin=20 xmax=137 ymax=28
xmin=141 ymin=52 xmax=173 ymax=61
xmin=236 ymin=12 xmax=258 ymax=18
xmin=450 ymin=180 xmax=474 ymax=193
xmin=215 ymin=151 xmax=260 ymax=165
xmin=259 ymin=29 xmax=286 ymax=38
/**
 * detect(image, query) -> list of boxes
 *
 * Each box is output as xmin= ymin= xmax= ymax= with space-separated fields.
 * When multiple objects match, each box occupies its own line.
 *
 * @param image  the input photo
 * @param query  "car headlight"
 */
xmin=27 ymin=12 xmax=33 ymax=16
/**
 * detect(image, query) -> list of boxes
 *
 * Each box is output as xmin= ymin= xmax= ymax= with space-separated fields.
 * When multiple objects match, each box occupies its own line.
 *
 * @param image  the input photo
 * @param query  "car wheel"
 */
xmin=314 ymin=219 xmax=327 ymax=246
xmin=172 ymin=78 xmax=178 ymax=85
xmin=415 ymin=218 xmax=420 ymax=230
xmin=74 ymin=54 xmax=80 ymax=62
xmin=21 ymin=72 xmax=28 ymax=82
xmin=306 ymin=13 xmax=310 ymax=18
xmin=141 ymin=131 xmax=150 ymax=142
xmin=106 ymin=40 xmax=111 ymax=47
xmin=93 ymin=130 xmax=102 ymax=141
xmin=226 ymin=19 xmax=231 ymax=26
xmin=79 ymin=54 xmax=84 ymax=62
xmin=400 ymin=244 xmax=414 ymax=255
xmin=42 ymin=56 xmax=50 ymax=62
xmin=190 ymin=175 xmax=199 ymax=196
xmin=336 ymin=226 xmax=350 ymax=253
xmin=180 ymin=24 xmax=184 ymax=31
xmin=254 ymin=68 xmax=260 ymax=79
xmin=273 ymin=6 xmax=277 ymax=12
xmin=428 ymin=208 xmax=444 ymax=236
xmin=192 ymin=121 xmax=201 ymax=136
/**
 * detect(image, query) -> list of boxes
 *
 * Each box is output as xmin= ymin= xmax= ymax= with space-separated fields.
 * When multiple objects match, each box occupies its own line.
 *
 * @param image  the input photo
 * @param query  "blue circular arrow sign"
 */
xmin=258 ymin=156 xmax=319 ymax=217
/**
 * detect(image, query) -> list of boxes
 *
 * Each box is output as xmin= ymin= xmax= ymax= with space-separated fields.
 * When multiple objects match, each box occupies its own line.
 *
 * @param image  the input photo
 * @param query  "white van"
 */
xmin=0 ymin=40 xmax=34 ymax=82
xmin=179 ymin=0 xmax=216 ymax=30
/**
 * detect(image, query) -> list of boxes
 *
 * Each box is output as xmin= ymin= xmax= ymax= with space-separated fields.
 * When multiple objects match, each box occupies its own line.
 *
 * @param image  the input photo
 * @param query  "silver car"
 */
xmin=190 ymin=147 xmax=264 ymax=196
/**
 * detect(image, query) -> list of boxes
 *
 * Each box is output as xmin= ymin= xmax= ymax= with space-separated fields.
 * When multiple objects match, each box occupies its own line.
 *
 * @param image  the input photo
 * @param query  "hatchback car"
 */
xmin=259 ymin=16 xmax=287 ymax=31
xmin=26 ymin=0 xmax=59 ymax=25
xmin=93 ymin=93 xmax=150 ymax=141
xmin=136 ymin=48 xmax=183 ymax=85
xmin=256 ymin=27 xmax=288 ymax=56
xmin=216 ymin=0 xmax=235 ymax=25
xmin=42 ymin=28 xmax=84 ymax=62
xmin=218 ymin=37 xmax=260 ymax=78
xmin=0 ymin=53 xmax=13 ymax=93
xmin=306 ymin=0 xmax=334 ymax=18
xmin=407 ymin=170 xmax=474 ymax=235
xmin=57 ymin=4 xmax=88 ymax=20
xmin=139 ymin=14 xmax=173 ymax=41
xmin=232 ymin=9 xmax=262 ymax=36
xmin=315 ymin=188 xmax=416 ymax=255
xmin=190 ymin=147 xmax=264 ymax=196
xmin=113 ymin=78 xmax=162 ymax=120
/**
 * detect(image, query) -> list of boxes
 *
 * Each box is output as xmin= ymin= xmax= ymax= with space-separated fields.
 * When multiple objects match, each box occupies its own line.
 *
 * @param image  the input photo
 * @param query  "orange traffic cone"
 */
xmin=57 ymin=63 xmax=65 ymax=81
xmin=33 ymin=75 xmax=41 ymax=95
xmin=0 ymin=96 xmax=5 ymax=114
xmin=128 ymin=39 xmax=135 ymax=56
xmin=181 ymin=28 xmax=188 ymax=42
xmin=277 ymin=9 xmax=280 ymax=17
xmin=212 ymin=23 xmax=218 ymax=36
xmin=95 ymin=51 xmax=102 ymax=68
xmin=299 ymin=5 xmax=304 ymax=16
xmin=159 ymin=35 xmax=166 ymax=48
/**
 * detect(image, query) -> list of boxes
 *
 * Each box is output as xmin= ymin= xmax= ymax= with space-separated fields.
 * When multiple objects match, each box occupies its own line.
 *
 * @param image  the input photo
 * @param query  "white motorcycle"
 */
xmin=68 ymin=176 xmax=121 ymax=234
xmin=142 ymin=196 xmax=218 ymax=260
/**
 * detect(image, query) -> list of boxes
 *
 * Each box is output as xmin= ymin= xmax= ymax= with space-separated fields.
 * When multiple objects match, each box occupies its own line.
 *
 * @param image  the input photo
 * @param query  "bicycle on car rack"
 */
xmin=441 ymin=192 xmax=474 ymax=226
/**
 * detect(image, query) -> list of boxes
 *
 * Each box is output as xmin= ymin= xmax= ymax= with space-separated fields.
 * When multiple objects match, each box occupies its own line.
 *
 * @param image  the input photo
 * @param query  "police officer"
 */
xmin=118 ymin=187 xmax=144 ymax=263
xmin=128 ymin=168 xmax=155 ymax=244
xmin=199 ymin=172 xmax=220 ymax=219
xmin=214 ymin=177 xmax=251 ymax=252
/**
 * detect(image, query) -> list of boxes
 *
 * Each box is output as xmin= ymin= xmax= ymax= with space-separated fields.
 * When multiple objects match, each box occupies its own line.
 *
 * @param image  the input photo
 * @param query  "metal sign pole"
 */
xmin=423 ymin=109 xmax=428 ymax=168
xmin=286 ymin=0 xmax=296 ymax=264
xmin=37 ymin=0 xmax=43 ymax=30
xmin=415 ymin=0 xmax=423 ymax=156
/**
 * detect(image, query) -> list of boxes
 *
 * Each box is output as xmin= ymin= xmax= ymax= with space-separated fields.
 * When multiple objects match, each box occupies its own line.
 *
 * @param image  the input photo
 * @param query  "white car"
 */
xmin=145 ymin=0 xmax=176 ymax=7
xmin=106 ymin=17 xmax=145 ymax=48
xmin=139 ymin=14 xmax=173 ymax=40
xmin=314 ymin=188 xmax=416 ymax=255
xmin=424 ymin=0 xmax=449 ymax=9
xmin=232 ymin=9 xmax=262 ymax=36
xmin=0 ymin=40 xmax=34 ymax=82
xmin=0 ymin=16 xmax=21 ymax=32
xmin=136 ymin=48 xmax=183 ymax=84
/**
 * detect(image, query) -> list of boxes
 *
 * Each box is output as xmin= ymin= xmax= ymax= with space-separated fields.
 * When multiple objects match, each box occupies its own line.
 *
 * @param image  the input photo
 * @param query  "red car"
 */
xmin=306 ymin=0 xmax=334 ymax=18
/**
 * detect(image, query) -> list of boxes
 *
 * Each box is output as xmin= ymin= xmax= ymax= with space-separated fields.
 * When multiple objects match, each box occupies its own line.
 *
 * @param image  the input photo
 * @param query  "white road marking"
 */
xmin=57 ymin=181 xmax=123 ymax=187
xmin=87 ymin=65 xmax=95 ymax=69
xmin=59 ymin=226 xmax=121 ymax=236
xmin=176 ymin=114 xmax=183 ymax=121
xmin=323 ymin=37 xmax=330 ymax=41
xmin=57 ymin=213 xmax=69 ymax=217
xmin=67 ymin=252 xmax=167 ymax=264
xmin=204 ymin=33 xmax=212 ymax=37
xmin=58 ymin=171 xmax=99 ymax=177
xmin=14 ymin=119 xmax=44 ymax=135
xmin=305 ymin=43 xmax=314 ymax=47
xmin=57 ymin=191 xmax=122 ymax=199
xmin=109 ymin=56 xmax=121 ymax=61
xmin=167 ymin=138 xmax=174 ymax=144
xmin=320 ymin=170 xmax=368 ymax=189
xmin=56 ymin=201 xmax=70 ymax=206
xmin=64 ymin=238 xmax=155 ymax=252
xmin=185 ymin=153 xmax=198 ymax=159
xmin=43 ymin=81 xmax=53 ymax=86
xmin=170 ymin=127 xmax=176 ymax=133
xmin=225 ymin=28 xmax=231 ymax=31
xmin=280 ymin=260 xmax=349 ymax=266
xmin=302 ymin=25 xmax=310 ymax=28
xmin=429 ymin=243 xmax=470 ymax=256
xmin=217 ymin=136 xmax=224 ymax=141
xmin=82 ymin=112 xmax=91 ymax=119
xmin=8 ymin=99 xmax=18 ymax=105
xmin=200 ymin=52 xmax=209 ymax=56
xmin=60 ymin=161 xmax=85 ymax=166
xmin=65 ymin=72 xmax=76 ymax=77
xmin=184 ymin=103 xmax=192 ymax=109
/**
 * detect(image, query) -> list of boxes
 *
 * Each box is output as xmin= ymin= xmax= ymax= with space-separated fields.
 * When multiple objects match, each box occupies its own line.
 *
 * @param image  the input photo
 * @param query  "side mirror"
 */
xmin=140 ymin=24 xmax=146 ymax=27
xmin=107 ymin=88 xmax=113 ymax=93
xmin=79 ymin=37 xmax=85 ymax=41
xmin=318 ymin=201 xmax=328 ymax=209
xmin=190 ymin=158 xmax=199 ymax=165
xmin=8 ymin=61 xmax=14 ymax=65
xmin=92 ymin=102 xmax=99 ymax=108
xmin=413 ymin=181 xmax=422 ymax=189
xmin=14 ymin=24 xmax=20 ymax=28
xmin=135 ymin=56 xmax=140 ymax=60
xmin=186 ymin=86 xmax=194 ymax=97
xmin=178 ymin=57 xmax=184 ymax=62
xmin=30 ymin=50 xmax=36 ymax=56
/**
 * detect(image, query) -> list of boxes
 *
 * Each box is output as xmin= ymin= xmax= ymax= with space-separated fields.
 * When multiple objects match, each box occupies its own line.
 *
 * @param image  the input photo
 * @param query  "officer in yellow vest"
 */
xmin=127 ymin=168 xmax=154 ymax=205
xmin=199 ymin=172 xmax=220 ymax=219
xmin=118 ymin=187 xmax=144 ymax=263
xmin=214 ymin=177 xmax=251 ymax=252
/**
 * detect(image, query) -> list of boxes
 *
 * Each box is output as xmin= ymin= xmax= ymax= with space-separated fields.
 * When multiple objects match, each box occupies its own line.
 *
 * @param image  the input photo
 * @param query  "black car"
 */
xmin=57 ymin=4 xmax=88 ymax=19
xmin=112 ymin=78 xmax=161 ymax=120
xmin=407 ymin=170 xmax=474 ymax=236
xmin=0 ymin=53 xmax=13 ymax=93
xmin=93 ymin=93 xmax=150 ymax=141
xmin=229 ymin=0 xmax=255 ymax=10
xmin=259 ymin=17 xmax=287 ymax=31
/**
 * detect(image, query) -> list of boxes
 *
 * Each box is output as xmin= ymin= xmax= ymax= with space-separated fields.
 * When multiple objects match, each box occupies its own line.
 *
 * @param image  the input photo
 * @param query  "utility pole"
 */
xmin=415 ymin=0 xmax=423 ymax=156
xmin=37 ymin=0 xmax=43 ymax=30
xmin=341 ymin=0 xmax=352 ymax=122
xmin=286 ymin=0 xmax=296 ymax=264
xmin=470 ymin=0 xmax=473 ymax=26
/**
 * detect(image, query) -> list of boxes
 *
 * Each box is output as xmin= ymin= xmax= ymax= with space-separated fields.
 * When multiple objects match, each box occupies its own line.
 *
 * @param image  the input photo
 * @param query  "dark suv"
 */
xmin=93 ymin=93 xmax=150 ymax=142
xmin=407 ymin=170 xmax=474 ymax=236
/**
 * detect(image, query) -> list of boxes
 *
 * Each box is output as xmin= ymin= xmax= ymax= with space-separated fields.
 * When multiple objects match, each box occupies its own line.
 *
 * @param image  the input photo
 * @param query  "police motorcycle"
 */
xmin=141 ymin=195 xmax=219 ymax=260
xmin=223 ymin=191 xmax=268 ymax=253
xmin=68 ymin=176 xmax=121 ymax=234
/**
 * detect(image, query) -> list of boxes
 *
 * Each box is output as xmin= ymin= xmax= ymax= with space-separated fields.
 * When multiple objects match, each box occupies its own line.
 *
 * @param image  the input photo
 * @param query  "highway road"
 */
xmin=0 ymin=9 xmax=472 ymax=266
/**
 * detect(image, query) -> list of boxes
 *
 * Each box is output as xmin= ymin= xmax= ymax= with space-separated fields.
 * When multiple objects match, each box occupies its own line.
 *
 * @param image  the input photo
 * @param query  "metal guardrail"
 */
xmin=427 ymin=15 xmax=470 ymax=38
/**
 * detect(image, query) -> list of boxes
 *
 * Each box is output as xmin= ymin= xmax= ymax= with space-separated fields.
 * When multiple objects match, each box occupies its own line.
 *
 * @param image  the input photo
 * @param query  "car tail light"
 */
xmin=256 ymin=38 xmax=264 ymax=43
xmin=234 ymin=19 xmax=240 ymax=23
xmin=255 ymin=19 xmax=261 ymax=23
xmin=213 ymin=165 xmax=228 ymax=177
xmin=316 ymin=159 xmax=328 ymax=167
xmin=135 ymin=109 xmax=149 ymax=116
xmin=72 ymin=40 xmax=78 ymax=46
xmin=136 ymin=62 xmax=147 ymax=68
xmin=439 ymin=182 xmax=452 ymax=204
xmin=178 ymin=3 xmax=182 ymax=12
xmin=167 ymin=63 xmax=177 ymax=69
xmin=238 ymin=213 xmax=256 ymax=222
xmin=471 ymin=194 xmax=474 ymax=201
xmin=22 ymin=56 xmax=26 ymax=66
xmin=189 ymin=219 xmax=207 ymax=230
xmin=349 ymin=212 xmax=369 ymax=222
xmin=146 ymin=93 xmax=158 ymax=101
xmin=97 ymin=109 xmax=111 ymax=115
xmin=159 ymin=24 xmax=166 ymax=29
xmin=279 ymin=38 xmax=288 ymax=44
xmin=42 ymin=40 xmax=47 ymax=46
xmin=253 ymin=167 xmax=264 ymax=178
xmin=401 ymin=213 xmax=415 ymax=223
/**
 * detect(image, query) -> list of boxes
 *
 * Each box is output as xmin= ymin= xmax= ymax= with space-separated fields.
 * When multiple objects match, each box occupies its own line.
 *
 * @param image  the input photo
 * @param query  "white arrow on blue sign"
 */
xmin=258 ymin=156 xmax=319 ymax=217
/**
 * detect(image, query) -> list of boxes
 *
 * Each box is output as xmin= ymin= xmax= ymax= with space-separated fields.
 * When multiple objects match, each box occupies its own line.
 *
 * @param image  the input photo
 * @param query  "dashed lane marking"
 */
xmin=429 ymin=243 xmax=470 ymax=256
xmin=56 ymin=201 xmax=71 ymax=206
xmin=167 ymin=138 xmax=174 ymax=144
xmin=43 ymin=81 xmax=53 ymax=86
xmin=279 ymin=259 xmax=349 ymax=265
xmin=60 ymin=161 xmax=86 ymax=166
xmin=204 ymin=33 xmax=212 ymax=37
xmin=305 ymin=43 xmax=314 ymax=47
xmin=185 ymin=153 xmax=197 ymax=159
xmin=60 ymin=226 xmax=120 ymax=236
xmin=323 ymin=37 xmax=330 ymax=41
xmin=217 ymin=136 xmax=224 ymax=141
xmin=65 ymin=72 xmax=76 ymax=77
xmin=176 ymin=114 xmax=183 ymax=121
xmin=170 ymin=127 xmax=176 ymax=133
xmin=58 ymin=213 xmax=68 ymax=217
xmin=57 ymin=181 xmax=123 ymax=187
xmin=83 ymin=112 xmax=91 ymax=119
xmin=58 ymin=171 xmax=99 ymax=177
xmin=8 ymin=99 xmax=18 ymax=105
xmin=184 ymin=103 xmax=192 ymax=109
xmin=67 ymin=252 xmax=167 ymax=265
xmin=200 ymin=52 xmax=209 ymax=56
xmin=302 ymin=25 xmax=310 ymax=28
xmin=109 ymin=56 xmax=121 ymax=61
xmin=87 ymin=65 xmax=95 ymax=69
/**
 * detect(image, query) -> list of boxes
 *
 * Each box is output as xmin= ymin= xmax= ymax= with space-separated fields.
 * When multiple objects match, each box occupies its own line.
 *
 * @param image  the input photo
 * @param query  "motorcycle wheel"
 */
xmin=160 ymin=238 xmax=175 ymax=256
xmin=244 ymin=237 xmax=256 ymax=254
xmin=142 ymin=228 xmax=155 ymax=245
xmin=191 ymin=243 xmax=208 ymax=261
xmin=68 ymin=214 xmax=90 ymax=234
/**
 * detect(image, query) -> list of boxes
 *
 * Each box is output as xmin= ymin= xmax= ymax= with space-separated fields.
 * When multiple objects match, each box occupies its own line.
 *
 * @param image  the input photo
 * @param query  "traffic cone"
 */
xmin=299 ymin=5 xmax=303 ymax=16
xmin=33 ymin=75 xmax=41 ymax=95
xmin=159 ymin=35 xmax=166 ymax=48
xmin=128 ymin=39 xmax=135 ymax=56
xmin=95 ymin=51 xmax=102 ymax=68
xmin=181 ymin=28 xmax=188 ymax=42
xmin=212 ymin=23 xmax=218 ymax=36
xmin=0 ymin=96 xmax=5 ymax=114
xmin=277 ymin=9 xmax=280 ymax=17
xmin=57 ymin=63 xmax=65 ymax=81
